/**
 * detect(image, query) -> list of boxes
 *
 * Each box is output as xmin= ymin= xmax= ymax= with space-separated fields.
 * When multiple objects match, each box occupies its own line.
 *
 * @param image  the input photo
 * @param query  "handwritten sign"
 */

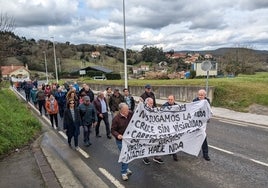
xmin=118 ymin=100 xmax=212 ymax=163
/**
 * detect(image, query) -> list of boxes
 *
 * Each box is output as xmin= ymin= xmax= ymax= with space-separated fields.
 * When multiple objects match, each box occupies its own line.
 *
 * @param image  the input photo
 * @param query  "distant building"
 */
xmin=91 ymin=51 xmax=101 ymax=58
xmin=1 ymin=65 xmax=30 ymax=80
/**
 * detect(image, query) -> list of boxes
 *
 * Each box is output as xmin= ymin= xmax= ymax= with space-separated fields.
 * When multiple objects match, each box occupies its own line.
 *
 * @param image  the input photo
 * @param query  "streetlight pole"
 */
xmin=123 ymin=0 xmax=128 ymax=88
xmin=43 ymin=51 xmax=49 ymax=84
xmin=51 ymin=37 xmax=58 ymax=83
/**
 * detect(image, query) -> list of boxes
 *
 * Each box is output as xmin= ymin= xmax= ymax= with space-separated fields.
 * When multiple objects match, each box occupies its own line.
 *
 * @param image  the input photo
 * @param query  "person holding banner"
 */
xmin=111 ymin=103 xmax=134 ymax=181
xmin=193 ymin=89 xmax=211 ymax=161
xmin=142 ymin=97 xmax=164 ymax=165
xmin=162 ymin=94 xmax=179 ymax=161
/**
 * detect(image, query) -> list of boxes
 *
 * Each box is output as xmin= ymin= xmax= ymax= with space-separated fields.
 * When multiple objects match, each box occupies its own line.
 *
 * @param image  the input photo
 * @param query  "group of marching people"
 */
xmin=17 ymin=80 xmax=211 ymax=181
xmin=18 ymin=80 xmax=136 ymax=151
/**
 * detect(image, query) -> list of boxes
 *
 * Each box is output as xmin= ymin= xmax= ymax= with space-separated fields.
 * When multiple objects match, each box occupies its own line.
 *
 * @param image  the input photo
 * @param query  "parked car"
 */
xmin=93 ymin=76 xmax=107 ymax=80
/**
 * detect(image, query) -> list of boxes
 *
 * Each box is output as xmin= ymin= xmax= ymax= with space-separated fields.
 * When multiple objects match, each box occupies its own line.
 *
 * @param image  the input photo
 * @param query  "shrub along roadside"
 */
xmin=0 ymin=89 xmax=42 ymax=156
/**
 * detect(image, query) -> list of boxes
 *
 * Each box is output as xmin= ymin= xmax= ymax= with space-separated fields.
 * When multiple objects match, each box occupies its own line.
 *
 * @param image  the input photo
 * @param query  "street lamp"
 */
xmin=51 ymin=37 xmax=58 ymax=83
xmin=43 ymin=51 xmax=49 ymax=84
xmin=123 ymin=0 xmax=128 ymax=88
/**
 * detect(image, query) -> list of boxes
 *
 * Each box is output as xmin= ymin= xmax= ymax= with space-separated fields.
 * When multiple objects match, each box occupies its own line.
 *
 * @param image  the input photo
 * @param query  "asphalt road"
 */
xmin=17 ymin=89 xmax=268 ymax=188
xmin=45 ymin=112 xmax=266 ymax=188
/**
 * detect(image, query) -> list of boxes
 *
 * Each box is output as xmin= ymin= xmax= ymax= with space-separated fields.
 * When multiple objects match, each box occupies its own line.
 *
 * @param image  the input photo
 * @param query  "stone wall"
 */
xmin=88 ymin=84 xmax=214 ymax=102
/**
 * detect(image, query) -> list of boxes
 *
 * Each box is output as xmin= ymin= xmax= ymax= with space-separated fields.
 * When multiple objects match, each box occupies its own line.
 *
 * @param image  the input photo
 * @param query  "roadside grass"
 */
xmin=0 ymin=88 xmax=42 ymax=156
xmin=79 ymin=72 xmax=268 ymax=112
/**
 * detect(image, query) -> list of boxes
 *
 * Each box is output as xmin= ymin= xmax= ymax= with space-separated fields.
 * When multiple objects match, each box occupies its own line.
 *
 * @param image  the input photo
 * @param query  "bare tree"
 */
xmin=0 ymin=13 xmax=15 ymax=82
xmin=0 ymin=13 xmax=15 ymax=32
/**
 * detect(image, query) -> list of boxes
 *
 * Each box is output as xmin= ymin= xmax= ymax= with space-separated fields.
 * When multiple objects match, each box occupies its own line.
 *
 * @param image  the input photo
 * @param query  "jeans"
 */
xmin=116 ymin=139 xmax=128 ymax=174
xmin=83 ymin=125 xmax=92 ymax=143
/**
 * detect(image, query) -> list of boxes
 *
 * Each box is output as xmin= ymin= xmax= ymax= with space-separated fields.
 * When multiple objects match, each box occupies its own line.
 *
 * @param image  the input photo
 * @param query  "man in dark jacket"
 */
xmin=93 ymin=91 xmax=111 ymax=139
xmin=140 ymin=84 xmax=156 ymax=107
xmin=122 ymin=88 xmax=135 ymax=112
xmin=109 ymin=88 xmax=124 ymax=116
xmin=193 ymin=89 xmax=211 ymax=161
xmin=78 ymin=96 xmax=97 ymax=146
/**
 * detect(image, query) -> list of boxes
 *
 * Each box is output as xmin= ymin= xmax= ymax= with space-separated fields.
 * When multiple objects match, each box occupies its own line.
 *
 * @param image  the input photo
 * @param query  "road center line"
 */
xmin=99 ymin=168 xmax=125 ymax=188
xmin=209 ymin=144 xmax=268 ymax=167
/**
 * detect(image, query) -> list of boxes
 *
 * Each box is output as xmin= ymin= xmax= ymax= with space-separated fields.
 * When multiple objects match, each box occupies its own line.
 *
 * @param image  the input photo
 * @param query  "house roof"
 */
xmin=1 ymin=65 xmax=28 ymax=75
xmin=81 ymin=66 xmax=113 ymax=73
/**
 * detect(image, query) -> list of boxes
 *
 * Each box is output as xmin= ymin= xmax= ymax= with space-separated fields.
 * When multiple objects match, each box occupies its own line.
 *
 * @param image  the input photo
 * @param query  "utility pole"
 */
xmin=43 ymin=51 xmax=49 ymax=84
xmin=51 ymin=37 xmax=58 ymax=83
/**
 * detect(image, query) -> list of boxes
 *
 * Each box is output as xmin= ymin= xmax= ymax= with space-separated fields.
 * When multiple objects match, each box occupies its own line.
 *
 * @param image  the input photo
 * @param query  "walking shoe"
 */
xmin=153 ymin=157 xmax=164 ymax=164
xmin=96 ymin=135 xmax=102 ymax=138
xmin=84 ymin=141 xmax=92 ymax=147
xmin=75 ymin=146 xmax=79 ymax=151
xmin=173 ymin=154 xmax=178 ymax=161
xmin=203 ymin=155 xmax=210 ymax=161
xmin=122 ymin=173 xmax=128 ymax=181
xmin=126 ymin=169 xmax=132 ymax=176
xmin=143 ymin=158 xmax=150 ymax=165
xmin=107 ymin=135 xmax=112 ymax=139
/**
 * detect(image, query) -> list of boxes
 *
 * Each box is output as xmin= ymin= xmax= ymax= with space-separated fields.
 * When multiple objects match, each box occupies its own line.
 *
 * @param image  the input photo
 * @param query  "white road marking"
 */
xmin=209 ymin=145 xmax=268 ymax=167
xmin=76 ymin=147 xmax=90 ymax=158
xmin=250 ymin=159 xmax=268 ymax=167
xmin=58 ymin=131 xmax=68 ymax=139
xmin=209 ymin=145 xmax=234 ymax=155
xmin=99 ymin=168 xmax=125 ymax=188
xmin=58 ymin=131 xmax=90 ymax=158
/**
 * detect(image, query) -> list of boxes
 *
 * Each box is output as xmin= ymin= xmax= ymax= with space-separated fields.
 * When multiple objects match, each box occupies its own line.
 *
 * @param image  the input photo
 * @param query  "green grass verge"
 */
xmin=0 ymin=88 xmax=42 ymax=155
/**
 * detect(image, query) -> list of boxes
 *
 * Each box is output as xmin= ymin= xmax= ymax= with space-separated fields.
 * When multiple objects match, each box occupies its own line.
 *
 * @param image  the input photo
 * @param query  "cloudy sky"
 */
xmin=1 ymin=0 xmax=268 ymax=51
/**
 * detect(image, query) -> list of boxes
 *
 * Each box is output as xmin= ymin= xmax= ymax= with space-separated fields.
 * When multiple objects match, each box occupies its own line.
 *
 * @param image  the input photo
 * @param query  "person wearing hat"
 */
xmin=140 ymin=84 xmax=157 ymax=107
xmin=78 ymin=95 xmax=97 ymax=146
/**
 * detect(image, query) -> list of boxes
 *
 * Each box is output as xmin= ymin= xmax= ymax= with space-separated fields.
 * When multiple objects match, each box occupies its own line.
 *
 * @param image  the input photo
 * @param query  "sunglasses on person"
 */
xmin=69 ymin=102 xmax=75 ymax=104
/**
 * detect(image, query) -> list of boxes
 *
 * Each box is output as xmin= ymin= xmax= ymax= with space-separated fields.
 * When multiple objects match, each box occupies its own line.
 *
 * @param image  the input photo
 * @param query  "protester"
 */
xmin=142 ymin=97 xmax=164 ymax=165
xmin=45 ymin=94 xmax=59 ymax=129
xmin=109 ymin=88 xmax=124 ymax=116
xmin=63 ymin=99 xmax=81 ymax=150
xmin=140 ymin=84 xmax=157 ymax=107
xmin=122 ymin=88 xmax=135 ymax=112
xmin=78 ymin=96 xmax=97 ymax=147
xmin=93 ymin=91 xmax=111 ymax=139
xmin=54 ymin=86 xmax=67 ymax=119
xmin=162 ymin=94 xmax=179 ymax=161
xmin=24 ymin=80 xmax=33 ymax=102
xmin=30 ymin=85 xmax=38 ymax=108
xmin=66 ymin=90 xmax=79 ymax=107
xmin=193 ymin=89 xmax=211 ymax=161
xmin=111 ymin=103 xmax=133 ymax=181
xmin=36 ymin=85 xmax=47 ymax=116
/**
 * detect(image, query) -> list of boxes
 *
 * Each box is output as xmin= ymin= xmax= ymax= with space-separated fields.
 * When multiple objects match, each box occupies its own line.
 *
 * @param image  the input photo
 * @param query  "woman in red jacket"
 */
xmin=45 ymin=94 xmax=59 ymax=129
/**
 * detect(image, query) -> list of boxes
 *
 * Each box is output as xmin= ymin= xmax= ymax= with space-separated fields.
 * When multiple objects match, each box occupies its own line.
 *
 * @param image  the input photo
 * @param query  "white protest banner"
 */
xmin=118 ymin=100 xmax=212 ymax=163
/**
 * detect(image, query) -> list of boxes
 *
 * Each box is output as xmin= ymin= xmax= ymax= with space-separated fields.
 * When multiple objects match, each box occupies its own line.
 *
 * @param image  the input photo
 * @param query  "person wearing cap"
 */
xmin=140 ymin=84 xmax=157 ymax=107
xmin=78 ymin=95 xmax=97 ymax=146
